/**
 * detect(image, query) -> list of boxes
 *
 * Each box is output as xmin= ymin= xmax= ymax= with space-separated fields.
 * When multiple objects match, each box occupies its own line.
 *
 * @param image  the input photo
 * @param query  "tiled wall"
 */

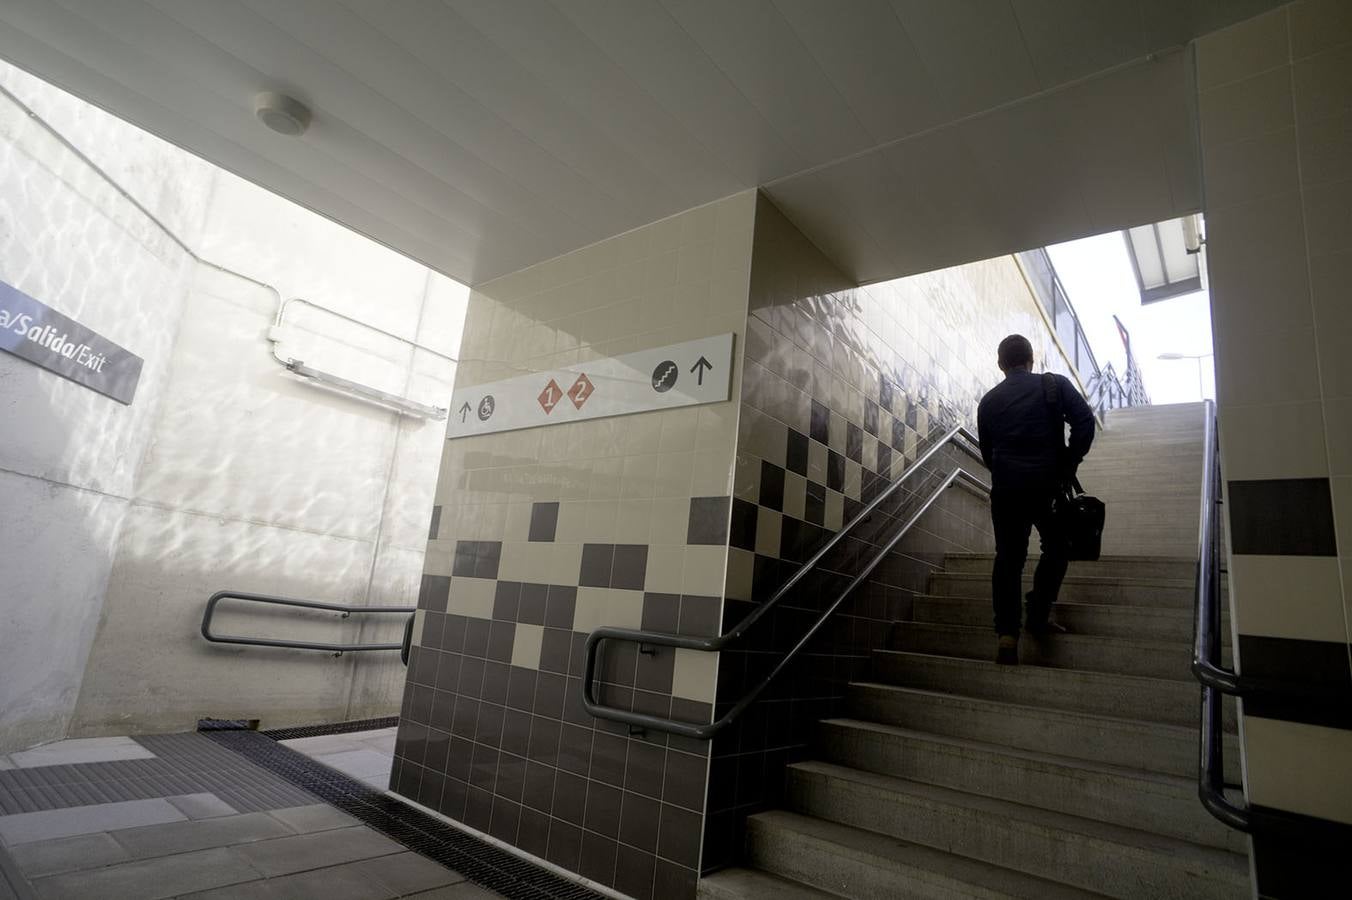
xmin=700 ymin=195 xmax=1064 ymax=869
xmin=1196 ymin=2 xmax=1352 ymax=895
xmin=393 ymin=191 xmax=757 ymax=900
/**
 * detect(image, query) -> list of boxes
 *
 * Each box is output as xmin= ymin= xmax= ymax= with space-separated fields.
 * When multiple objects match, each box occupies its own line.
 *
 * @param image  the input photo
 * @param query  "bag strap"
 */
xmin=1042 ymin=372 xmax=1061 ymax=414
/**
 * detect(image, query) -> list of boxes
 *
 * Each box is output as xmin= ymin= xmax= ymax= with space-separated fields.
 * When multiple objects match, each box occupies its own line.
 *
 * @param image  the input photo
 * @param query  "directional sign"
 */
xmin=446 ymin=333 xmax=735 ymax=440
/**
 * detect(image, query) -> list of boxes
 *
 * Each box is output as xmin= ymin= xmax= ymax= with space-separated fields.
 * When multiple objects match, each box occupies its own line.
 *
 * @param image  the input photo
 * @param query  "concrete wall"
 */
xmin=1195 ymin=2 xmax=1352 ymax=895
xmin=0 ymin=63 xmax=465 ymax=750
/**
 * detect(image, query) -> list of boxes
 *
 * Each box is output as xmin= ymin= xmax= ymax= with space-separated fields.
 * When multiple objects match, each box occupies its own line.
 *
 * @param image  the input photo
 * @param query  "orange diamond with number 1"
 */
xmin=538 ymin=378 xmax=562 ymax=414
xmin=568 ymin=373 xmax=594 ymax=409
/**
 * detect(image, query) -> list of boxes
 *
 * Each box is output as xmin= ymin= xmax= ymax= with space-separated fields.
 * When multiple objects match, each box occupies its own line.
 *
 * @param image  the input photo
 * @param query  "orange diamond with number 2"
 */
xmin=568 ymin=373 xmax=594 ymax=409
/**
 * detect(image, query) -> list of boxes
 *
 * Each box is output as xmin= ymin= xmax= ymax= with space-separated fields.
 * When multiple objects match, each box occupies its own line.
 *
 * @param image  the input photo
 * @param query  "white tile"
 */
xmin=1244 ymin=716 xmax=1352 ymax=825
xmin=1200 ymin=66 xmax=1295 ymax=147
xmin=1219 ymin=401 xmax=1329 ymax=480
xmin=7 ymin=737 xmax=155 ymax=768
xmin=510 ymin=623 xmax=544 ymax=670
xmin=1196 ymin=6 xmax=1290 ymax=90
xmin=1230 ymin=555 xmax=1347 ymax=642
xmin=0 ymin=798 xmax=185 ymax=846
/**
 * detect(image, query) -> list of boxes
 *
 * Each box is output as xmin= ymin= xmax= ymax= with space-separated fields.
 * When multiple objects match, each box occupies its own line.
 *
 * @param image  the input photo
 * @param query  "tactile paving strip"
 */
xmin=202 ymin=725 xmax=606 ymax=900
xmin=0 ymin=733 xmax=315 ymax=815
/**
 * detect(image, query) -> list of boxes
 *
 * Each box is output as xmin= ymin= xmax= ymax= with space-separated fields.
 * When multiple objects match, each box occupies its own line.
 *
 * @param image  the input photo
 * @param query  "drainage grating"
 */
xmin=261 ymin=716 xmax=399 ymax=741
xmin=202 ymin=725 xmax=606 ymax=900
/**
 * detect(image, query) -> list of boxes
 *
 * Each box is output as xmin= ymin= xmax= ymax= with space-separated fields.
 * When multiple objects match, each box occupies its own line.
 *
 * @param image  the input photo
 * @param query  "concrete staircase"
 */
xmin=700 ymin=405 xmax=1249 ymax=900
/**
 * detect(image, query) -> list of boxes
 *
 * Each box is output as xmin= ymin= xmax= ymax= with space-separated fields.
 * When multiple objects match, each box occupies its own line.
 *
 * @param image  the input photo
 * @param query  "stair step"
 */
xmin=816 ymin=718 xmax=1246 ymax=854
xmin=871 ymin=650 xmax=1238 ymax=731
xmin=942 ymin=553 xmax=1197 ymax=581
xmin=894 ymin=621 xmax=1214 ymax=680
xmin=786 ymin=762 xmax=1248 ymax=900
xmin=698 ymin=866 xmax=838 ymax=899
xmin=912 ymin=595 xmax=1228 ymax=644
xmin=927 ymin=572 xmax=1196 ymax=607
xmin=744 ymin=809 xmax=1109 ymax=900
xmin=847 ymin=681 xmax=1241 ymax=782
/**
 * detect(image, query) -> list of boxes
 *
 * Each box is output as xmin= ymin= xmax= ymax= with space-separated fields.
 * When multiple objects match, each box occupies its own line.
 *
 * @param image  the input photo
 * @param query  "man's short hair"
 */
xmin=998 ymin=334 xmax=1034 ymax=370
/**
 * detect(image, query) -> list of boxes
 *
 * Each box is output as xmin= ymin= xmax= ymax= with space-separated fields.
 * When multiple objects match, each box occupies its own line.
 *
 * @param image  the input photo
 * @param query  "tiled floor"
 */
xmin=280 ymin=728 xmax=397 ymax=791
xmin=0 ymin=734 xmax=496 ymax=899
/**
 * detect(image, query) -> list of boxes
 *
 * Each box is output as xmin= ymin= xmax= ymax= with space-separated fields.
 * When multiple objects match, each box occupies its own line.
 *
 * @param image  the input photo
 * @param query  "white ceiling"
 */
xmin=0 ymin=0 xmax=1281 ymax=286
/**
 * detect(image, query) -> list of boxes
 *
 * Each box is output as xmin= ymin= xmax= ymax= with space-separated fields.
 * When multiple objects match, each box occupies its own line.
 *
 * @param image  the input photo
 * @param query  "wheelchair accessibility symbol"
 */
xmin=477 ymin=395 xmax=495 ymax=420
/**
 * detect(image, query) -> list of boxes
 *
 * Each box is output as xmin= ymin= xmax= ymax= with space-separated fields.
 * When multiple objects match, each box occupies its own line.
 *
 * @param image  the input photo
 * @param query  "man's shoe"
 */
xmin=996 ymin=635 xmax=1019 ymax=665
xmin=1026 ymin=619 xmax=1068 ymax=636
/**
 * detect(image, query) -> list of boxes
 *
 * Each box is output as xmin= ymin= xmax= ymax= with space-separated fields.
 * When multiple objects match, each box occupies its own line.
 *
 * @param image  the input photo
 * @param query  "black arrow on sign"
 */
xmin=691 ymin=355 xmax=713 ymax=385
xmin=459 ymin=401 xmax=472 ymax=423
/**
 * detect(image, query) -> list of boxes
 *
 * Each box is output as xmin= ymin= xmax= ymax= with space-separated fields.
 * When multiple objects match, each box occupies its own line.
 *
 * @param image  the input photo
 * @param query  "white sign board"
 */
xmin=447 ymin=333 xmax=735 ymax=439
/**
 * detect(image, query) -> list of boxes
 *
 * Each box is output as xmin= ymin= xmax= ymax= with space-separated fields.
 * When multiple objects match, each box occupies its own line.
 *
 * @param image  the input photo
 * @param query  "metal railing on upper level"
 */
xmin=200 ymin=591 xmax=414 ymax=656
xmin=581 ymin=425 xmax=991 ymax=739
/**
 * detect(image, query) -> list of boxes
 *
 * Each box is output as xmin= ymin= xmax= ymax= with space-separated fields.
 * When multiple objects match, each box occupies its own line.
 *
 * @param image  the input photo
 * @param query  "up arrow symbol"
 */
xmin=691 ymin=355 xmax=714 ymax=386
xmin=459 ymin=401 xmax=472 ymax=423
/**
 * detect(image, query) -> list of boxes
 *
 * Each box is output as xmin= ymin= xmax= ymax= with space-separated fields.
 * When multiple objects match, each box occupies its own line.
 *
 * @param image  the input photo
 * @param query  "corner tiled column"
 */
xmin=1197 ymin=3 xmax=1352 ymax=896
xmin=393 ymin=191 xmax=756 ymax=900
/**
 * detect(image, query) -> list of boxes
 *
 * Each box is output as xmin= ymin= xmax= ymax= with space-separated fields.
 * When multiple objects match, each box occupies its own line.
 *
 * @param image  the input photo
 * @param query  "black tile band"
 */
xmin=202 ymin=725 xmax=607 ymax=900
xmin=1250 ymin=804 xmax=1352 ymax=899
xmin=1236 ymin=635 xmax=1352 ymax=730
xmin=1228 ymin=478 xmax=1338 ymax=556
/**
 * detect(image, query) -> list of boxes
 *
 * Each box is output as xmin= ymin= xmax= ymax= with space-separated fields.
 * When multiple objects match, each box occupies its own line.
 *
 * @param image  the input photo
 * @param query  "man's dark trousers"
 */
xmin=991 ymin=484 xmax=1069 ymax=636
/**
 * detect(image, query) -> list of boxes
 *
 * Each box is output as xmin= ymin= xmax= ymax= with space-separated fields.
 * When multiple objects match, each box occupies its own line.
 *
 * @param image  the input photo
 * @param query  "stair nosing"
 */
xmin=786 ymin=760 xmax=1249 ymax=869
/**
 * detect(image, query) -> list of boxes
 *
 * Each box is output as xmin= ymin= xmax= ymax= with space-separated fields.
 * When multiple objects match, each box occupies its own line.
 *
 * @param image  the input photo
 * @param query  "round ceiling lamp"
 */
xmin=253 ymin=91 xmax=311 ymax=136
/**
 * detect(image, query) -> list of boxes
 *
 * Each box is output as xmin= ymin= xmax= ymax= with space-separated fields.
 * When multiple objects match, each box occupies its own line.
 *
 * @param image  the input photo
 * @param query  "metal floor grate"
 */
xmin=261 ymin=716 xmax=399 ymax=741
xmin=202 ymin=724 xmax=607 ymax=900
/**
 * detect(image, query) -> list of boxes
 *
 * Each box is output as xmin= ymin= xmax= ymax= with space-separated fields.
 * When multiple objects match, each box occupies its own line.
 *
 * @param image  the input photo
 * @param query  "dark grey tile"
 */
xmin=1236 ymin=635 xmax=1352 ymax=729
xmin=545 ymin=820 xmax=582 ymax=870
xmin=544 ymin=586 xmax=576 ymax=629
xmin=729 ymin=499 xmax=758 ymax=551
xmin=517 ymin=807 xmax=551 ymax=859
xmin=487 ymin=622 xmax=516 ymax=663
xmin=539 ymin=628 xmax=572 ymax=674
xmin=635 ymin=646 xmax=675 ymax=694
xmin=846 ymin=422 xmax=863 ymax=464
xmin=864 ymin=399 xmax=879 ymax=436
xmin=619 ymin=792 xmax=660 ymax=853
xmin=419 ymin=576 xmax=451 ymax=612
xmin=624 ymin=741 xmax=666 ymax=800
xmin=611 ymin=545 xmax=648 ymax=591
xmin=528 ymin=719 xmax=562 ymax=769
xmin=640 ymin=593 xmax=679 ymax=633
xmin=891 ymin=417 xmax=906 ymax=451
xmin=657 ymin=804 xmax=701 ymax=868
xmin=879 ymin=376 xmax=895 ymax=412
xmin=578 ymin=830 xmax=618 ymax=884
xmin=489 ymin=795 xmax=522 ymax=844
xmin=453 ymin=542 xmax=478 ymax=577
xmin=522 ymin=762 xmax=555 ymax=813
xmin=809 ymin=400 xmax=829 ymax=444
xmin=507 ymin=667 xmax=536 ymax=711
xmin=805 ymin=482 xmax=825 ymax=526
xmin=551 ymin=771 xmax=586 ymax=826
xmin=428 ymin=506 xmax=442 ymax=541
xmin=877 ymin=442 xmax=892 ymax=477
xmin=579 ymin=544 xmax=615 ymax=588
xmin=654 ymin=858 xmax=698 ymax=900
xmin=686 ymin=497 xmax=730 ymax=545
xmin=1229 ymin=478 xmax=1338 ymax=555
xmin=786 ymin=429 xmax=808 ymax=476
xmin=463 ymin=619 xmax=491 ymax=658
xmin=518 ymin=584 xmax=547 ymax=625
xmin=678 ymin=596 xmax=721 ymax=639
xmin=662 ymin=751 xmax=706 ymax=813
xmin=529 ymin=502 xmax=560 ymax=543
xmin=475 ymin=542 xmax=502 ymax=579
xmin=758 ymin=461 xmax=785 ymax=511
xmin=615 ymin=842 xmax=657 ymax=900
xmin=492 ymin=582 xmax=520 ymax=621
xmin=827 ymin=450 xmax=845 ymax=492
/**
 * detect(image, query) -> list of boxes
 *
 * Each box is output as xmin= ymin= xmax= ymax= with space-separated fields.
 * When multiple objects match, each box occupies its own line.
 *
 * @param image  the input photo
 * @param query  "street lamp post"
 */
xmin=1158 ymin=352 xmax=1211 ymax=400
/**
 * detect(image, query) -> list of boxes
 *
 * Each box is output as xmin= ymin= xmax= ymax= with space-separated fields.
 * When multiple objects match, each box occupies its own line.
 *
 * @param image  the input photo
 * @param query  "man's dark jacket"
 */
xmin=977 ymin=371 xmax=1095 ymax=490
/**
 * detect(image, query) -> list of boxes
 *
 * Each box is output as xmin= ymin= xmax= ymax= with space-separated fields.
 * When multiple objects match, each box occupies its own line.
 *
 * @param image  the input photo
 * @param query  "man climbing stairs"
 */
xmin=700 ymin=405 xmax=1249 ymax=899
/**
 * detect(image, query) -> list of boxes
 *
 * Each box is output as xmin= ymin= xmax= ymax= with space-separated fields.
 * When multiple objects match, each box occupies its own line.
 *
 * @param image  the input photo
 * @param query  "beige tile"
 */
xmin=683 ymin=545 xmax=728 ymax=596
xmin=581 ymin=500 xmax=618 ymax=543
xmin=1324 ymin=396 xmax=1352 ymax=475
xmin=495 ymin=542 xmax=537 ymax=582
xmin=654 ymin=451 xmax=695 ymax=499
xmin=1243 ymin=716 xmax=1352 ymax=824
xmin=1214 ymin=323 xmax=1322 ymax=406
xmin=1230 ymin=555 xmax=1346 ymax=641
xmin=1197 ymin=5 xmax=1290 ymax=89
xmin=447 ymin=578 xmax=495 ymax=619
xmin=1333 ymin=475 xmax=1352 ymax=554
xmin=755 ymin=507 xmax=783 ymax=557
xmin=825 ymin=490 xmax=845 ymax=532
xmin=1291 ymin=0 xmax=1352 ymax=59
xmin=511 ymin=624 xmax=544 ymax=670
xmin=691 ymin=449 xmax=734 ymax=495
xmin=1204 ymin=244 xmax=1313 ymax=336
xmin=649 ymin=496 xmax=689 ymax=545
xmin=660 ymin=407 xmax=701 ymax=453
xmin=1220 ymin=401 xmax=1329 ymax=480
xmin=807 ymin=441 xmax=828 ymax=484
xmin=783 ymin=471 xmax=808 ymax=520
xmin=672 ymin=649 xmax=718 ymax=703
xmin=733 ymin=452 xmax=760 ymax=503
xmin=546 ymin=543 xmax=583 ymax=584
xmin=1294 ymin=43 xmax=1352 ymax=124
xmin=725 ymin=548 xmax=754 ymax=601
xmin=1203 ymin=127 xmax=1301 ymax=211
xmin=616 ymin=499 xmax=654 ymax=544
xmin=554 ymin=501 xmax=587 ymax=543
xmin=1297 ymin=110 xmax=1352 ymax=187
xmin=412 ymin=609 xmax=427 ymax=648
xmin=1302 ymin=178 xmax=1352 ymax=258
xmin=644 ymin=546 xmax=685 ymax=593
xmin=1200 ymin=66 xmax=1294 ymax=146
xmin=620 ymin=453 xmax=662 ymax=500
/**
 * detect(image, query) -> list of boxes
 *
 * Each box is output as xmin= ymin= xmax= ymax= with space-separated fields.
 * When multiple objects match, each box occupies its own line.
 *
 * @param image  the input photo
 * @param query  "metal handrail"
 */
xmin=1191 ymin=401 xmax=1348 ymax=832
xmin=582 ymin=425 xmax=989 ymax=739
xmin=201 ymin=591 xmax=415 ymax=655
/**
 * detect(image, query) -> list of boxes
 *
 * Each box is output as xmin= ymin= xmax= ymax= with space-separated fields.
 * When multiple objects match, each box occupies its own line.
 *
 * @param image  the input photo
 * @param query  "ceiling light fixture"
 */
xmin=254 ymin=91 xmax=311 ymax=136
